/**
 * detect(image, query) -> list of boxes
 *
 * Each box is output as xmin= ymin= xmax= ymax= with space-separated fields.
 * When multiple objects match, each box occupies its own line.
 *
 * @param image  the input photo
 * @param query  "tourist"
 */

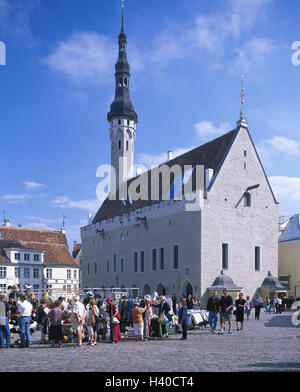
xmin=178 ymin=298 xmax=188 ymax=340
xmin=245 ymin=296 xmax=251 ymax=320
xmin=0 ymin=293 xmax=12 ymax=348
xmin=207 ymin=290 xmax=221 ymax=334
xmin=253 ymin=294 xmax=263 ymax=320
xmin=86 ymin=299 xmax=99 ymax=346
xmin=106 ymin=298 xmax=121 ymax=344
xmin=139 ymin=294 xmax=152 ymax=341
xmin=277 ymin=296 xmax=283 ymax=314
xmin=48 ymin=300 xmax=63 ymax=348
xmin=17 ymin=294 xmax=33 ymax=348
xmin=265 ymin=296 xmax=271 ymax=314
xmin=152 ymin=296 xmax=172 ymax=338
xmin=37 ymin=298 xmax=49 ymax=344
xmin=186 ymin=294 xmax=197 ymax=310
xmin=72 ymin=295 xmax=86 ymax=346
xmin=119 ymin=296 xmax=129 ymax=338
xmin=218 ymin=289 xmax=233 ymax=334
xmin=132 ymin=302 xmax=146 ymax=341
xmin=235 ymin=293 xmax=246 ymax=331
xmin=98 ymin=305 xmax=108 ymax=342
xmin=171 ymin=293 xmax=177 ymax=315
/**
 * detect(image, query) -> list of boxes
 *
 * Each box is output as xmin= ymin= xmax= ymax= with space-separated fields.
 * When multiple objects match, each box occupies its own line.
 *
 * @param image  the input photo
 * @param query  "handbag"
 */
xmin=112 ymin=316 xmax=119 ymax=324
xmin=157 ymin=311 xmax=168 ymax=325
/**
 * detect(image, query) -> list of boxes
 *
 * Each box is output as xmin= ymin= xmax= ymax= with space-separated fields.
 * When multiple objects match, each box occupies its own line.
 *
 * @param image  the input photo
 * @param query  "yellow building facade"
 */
xmin=278 ymin=215 xmax=300 ymax=298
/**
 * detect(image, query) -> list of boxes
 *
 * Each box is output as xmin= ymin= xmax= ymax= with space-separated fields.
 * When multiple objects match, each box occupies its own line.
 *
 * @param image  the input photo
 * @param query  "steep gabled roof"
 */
xmin=0 ymin=226 xmax=78 ymax=267
xmin=93 ymin=129 xmax=237 ymax=223
xmin=279 ymin=214 xmax=300 ymax=242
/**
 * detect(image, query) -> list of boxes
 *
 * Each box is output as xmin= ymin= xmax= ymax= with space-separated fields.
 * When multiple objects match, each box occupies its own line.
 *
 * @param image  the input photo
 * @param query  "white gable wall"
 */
xmin=201 ymin=126 xmax=278 ymax=300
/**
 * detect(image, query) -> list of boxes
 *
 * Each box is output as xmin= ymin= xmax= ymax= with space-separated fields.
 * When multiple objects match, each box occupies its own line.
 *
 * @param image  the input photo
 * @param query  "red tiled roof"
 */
xmin=72 ymin=243 xmax=82 ymax=259
xmin=0 ymin=227 xmax=79 ymax=267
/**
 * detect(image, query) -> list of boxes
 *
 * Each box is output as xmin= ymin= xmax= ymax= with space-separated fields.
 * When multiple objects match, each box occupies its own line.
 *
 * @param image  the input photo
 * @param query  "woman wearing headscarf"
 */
xmin=48 ymin=300 xmax=63 ymax=348
xmin=106 ymin=298 xmax=121 ymax=344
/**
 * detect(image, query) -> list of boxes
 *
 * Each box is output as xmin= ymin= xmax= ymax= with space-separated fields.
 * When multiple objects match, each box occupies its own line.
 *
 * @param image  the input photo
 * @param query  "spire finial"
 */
xmin=121 ymin=0 xmax=125 ymax=32
xmin=240 ymin=74 xmax=245 ymax=120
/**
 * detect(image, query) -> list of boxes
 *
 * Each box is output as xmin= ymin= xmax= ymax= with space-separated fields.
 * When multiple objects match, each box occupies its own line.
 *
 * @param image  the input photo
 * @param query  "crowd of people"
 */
xmin=0 ymin=286 xmax=293 ymax=348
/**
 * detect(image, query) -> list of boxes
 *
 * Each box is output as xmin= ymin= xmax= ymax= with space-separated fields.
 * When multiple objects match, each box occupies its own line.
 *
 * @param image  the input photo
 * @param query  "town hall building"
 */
xmin=80 ymin=7 xmax=279 ymax=303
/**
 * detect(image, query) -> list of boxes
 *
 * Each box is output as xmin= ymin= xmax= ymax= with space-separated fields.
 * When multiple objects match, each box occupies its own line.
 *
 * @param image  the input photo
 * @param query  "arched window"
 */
xmin=243 ymin=192 xmax=251 ymax=207
xmin=119 ymin=140 xmax=121 ymax=150
xmin=126 ymin=141 xmax=129 ymax=151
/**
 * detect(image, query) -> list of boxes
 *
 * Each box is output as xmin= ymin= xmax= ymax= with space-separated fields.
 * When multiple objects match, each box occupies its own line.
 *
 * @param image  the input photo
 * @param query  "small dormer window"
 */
xmin=243 ymin=192 xmax=251 ymax=207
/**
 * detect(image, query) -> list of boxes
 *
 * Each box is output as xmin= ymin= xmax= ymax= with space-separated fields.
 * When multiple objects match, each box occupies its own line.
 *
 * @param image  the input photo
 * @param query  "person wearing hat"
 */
xmin=9 ymin=285 xmax=20 ymax=301
xmin=139 ymin=295 xmax=153 ymax=341
xmin=132 ymin=302 xmax=146 ymax=341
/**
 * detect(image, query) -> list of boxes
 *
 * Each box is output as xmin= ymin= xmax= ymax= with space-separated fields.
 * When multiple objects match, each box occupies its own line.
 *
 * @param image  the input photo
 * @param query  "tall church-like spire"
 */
xmin=107 ymin=1 xmax=138 ymax=123
xmin=108 ymin=1 xmax=138 ymax=191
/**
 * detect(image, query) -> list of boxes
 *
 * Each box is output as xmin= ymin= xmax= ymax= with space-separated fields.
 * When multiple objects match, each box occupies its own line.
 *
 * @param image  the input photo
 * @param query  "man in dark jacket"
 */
xmin=207 ymin=290 xmax=221 ymax=334
xmin=178 ymin=298 xmax=188 ymax=340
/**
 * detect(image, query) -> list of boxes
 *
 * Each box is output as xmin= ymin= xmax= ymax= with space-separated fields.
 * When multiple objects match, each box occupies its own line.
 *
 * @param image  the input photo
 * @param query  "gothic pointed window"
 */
xmin=243 ymin=192 xmax=251 ymax=207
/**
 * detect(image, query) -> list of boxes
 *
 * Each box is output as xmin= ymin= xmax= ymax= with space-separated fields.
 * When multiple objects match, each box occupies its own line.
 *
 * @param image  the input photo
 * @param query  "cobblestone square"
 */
xmin=1 ymin=311 xmax=299 ymax=372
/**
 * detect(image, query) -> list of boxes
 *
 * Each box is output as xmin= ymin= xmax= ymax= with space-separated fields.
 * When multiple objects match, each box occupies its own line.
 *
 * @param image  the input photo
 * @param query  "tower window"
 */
xmin=126 ymin=141 xmax=129 ymax=151
xmin=255 ymin=247 xmax=260 ymax=271
xmin=119 ymin=140 xmax=121 ymax=149
xmin=118 ymin=119 xmax=121 ymax=125
xmin=222 ymin=243 xmax=228 ymax=270
xmin=124 ymin=78 xmax=127 ymax=86
xmin=243 ymin=192 xmax=251 ymax=207
xmin=244 ymin=150 xmax=247 ymax=157
xmin=127 ymin=120 xmax=130 ymax=125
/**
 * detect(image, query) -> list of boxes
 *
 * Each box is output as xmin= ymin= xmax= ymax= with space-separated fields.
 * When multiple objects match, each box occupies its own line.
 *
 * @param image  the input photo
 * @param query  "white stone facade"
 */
xmin=81 ymin=123 xmax=278 ymax=303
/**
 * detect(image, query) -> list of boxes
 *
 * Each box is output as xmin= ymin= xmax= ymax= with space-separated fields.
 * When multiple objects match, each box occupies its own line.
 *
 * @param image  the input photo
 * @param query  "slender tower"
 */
xmin=107 ymin=1 xmax=138 ymax=192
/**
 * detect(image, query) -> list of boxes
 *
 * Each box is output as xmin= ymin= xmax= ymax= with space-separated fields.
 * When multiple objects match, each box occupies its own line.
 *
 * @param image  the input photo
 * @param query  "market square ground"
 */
xmin=1 ymin=311 xmax=299 ymax=372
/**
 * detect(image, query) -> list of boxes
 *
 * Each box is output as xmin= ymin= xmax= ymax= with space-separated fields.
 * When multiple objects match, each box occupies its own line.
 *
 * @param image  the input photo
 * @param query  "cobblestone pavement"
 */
xmin=1 ymin=311 xmax=299 ymax=372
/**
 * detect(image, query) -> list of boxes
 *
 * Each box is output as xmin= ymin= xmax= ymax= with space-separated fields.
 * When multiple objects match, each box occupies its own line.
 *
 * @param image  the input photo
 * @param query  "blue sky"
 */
xmin=0 ymin=0 xmax=300 ymax=248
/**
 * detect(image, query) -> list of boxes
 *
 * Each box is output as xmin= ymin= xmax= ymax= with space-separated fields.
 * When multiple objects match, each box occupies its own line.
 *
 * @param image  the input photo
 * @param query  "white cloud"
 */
xmin=45 ymin=31 xmax=143 ymax=85
xmin=1 ymin=193 xmax=32 ymax=203
xmin=194 ymin=121 xmax=231 ymax=140
xmin=44 ymin=0 xmax=274 ymax=83
xmin=266 ymin=136 xmax=300 ymax=156
xmin=23 ymin=181 xmax=46 ymax=190
xmin=51 ymin=196 xmax=100 ymax=212
xmin=258 ymin=136 xmax=300 ymax=166
xmin=269 ymin=176 xmax=300 ymax=215
xmin=231 ymin=37 xmax=277 ymax=75
xmin=45 ymin=32 xmax=115 ymax=84
xmin=0 ymin=0 xmax=36 ymax=46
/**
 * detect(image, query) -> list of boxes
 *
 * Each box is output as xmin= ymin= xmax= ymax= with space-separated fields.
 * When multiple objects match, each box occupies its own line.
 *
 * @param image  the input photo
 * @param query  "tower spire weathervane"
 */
xmin=240 ymin=74 xmax=245 ymax=120
xmin=121 ymin=0 xmax=125 ymax=31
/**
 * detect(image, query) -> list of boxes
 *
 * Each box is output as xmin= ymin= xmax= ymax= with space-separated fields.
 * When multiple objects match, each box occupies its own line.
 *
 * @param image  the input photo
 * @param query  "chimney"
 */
xmin=3 ymin=218 xmax=10 ymax=227
xmin=136 ymin=166 xmax=142 ymax=176
xmin=205 ymin=168 xmax=214 ymax=188
xmin=167 ymin=151 xmax=173 ymax=161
